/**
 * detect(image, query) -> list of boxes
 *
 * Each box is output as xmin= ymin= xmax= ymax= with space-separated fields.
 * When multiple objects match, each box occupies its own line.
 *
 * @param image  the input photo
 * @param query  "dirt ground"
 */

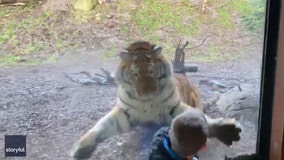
xmin=0 ymin=33 xmax=263 ymax=160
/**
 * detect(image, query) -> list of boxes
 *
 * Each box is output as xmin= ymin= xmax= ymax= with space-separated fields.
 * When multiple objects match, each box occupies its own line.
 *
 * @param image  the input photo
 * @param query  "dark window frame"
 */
xmin=226 ymin=0 xmax=282 ymax=159
xmin=257 ymin=0 xmax=281 ymax=159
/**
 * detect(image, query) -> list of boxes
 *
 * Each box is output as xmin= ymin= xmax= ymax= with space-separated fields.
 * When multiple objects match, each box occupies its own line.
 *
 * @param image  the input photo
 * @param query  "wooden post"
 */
xmin=172 ymin=40 xmax=198 ymax=74
xmin=269 ymin=1 xmax=284 ymax=159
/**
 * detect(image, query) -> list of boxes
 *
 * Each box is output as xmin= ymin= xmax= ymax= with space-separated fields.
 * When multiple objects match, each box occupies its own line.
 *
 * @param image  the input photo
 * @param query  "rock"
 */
xmin=73 ymin=0 xmax=98 ymax=11
xmin=0 ymin=128 xmax=7 ymax=132
xmin=106 ymin=14 xmax=113 ymax=19
xmin=116 ymin=142 xmax=123 ymax=147
xmin=199 ymin=79 xmax=227 ymax=89
xmin=95 ymin=13 xmax=101 ymax=21
xmin=217 ymin=83 xmax=260 ymax=127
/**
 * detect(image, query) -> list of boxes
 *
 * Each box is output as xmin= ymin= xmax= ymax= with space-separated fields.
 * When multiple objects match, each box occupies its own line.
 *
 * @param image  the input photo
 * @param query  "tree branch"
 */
xmin=185 ymin=36 xmax=209 ymax=50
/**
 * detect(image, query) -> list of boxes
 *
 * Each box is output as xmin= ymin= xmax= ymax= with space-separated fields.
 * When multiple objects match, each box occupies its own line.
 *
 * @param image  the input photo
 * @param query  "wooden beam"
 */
xmin=269 ymin=0 xmax=284 ymax=159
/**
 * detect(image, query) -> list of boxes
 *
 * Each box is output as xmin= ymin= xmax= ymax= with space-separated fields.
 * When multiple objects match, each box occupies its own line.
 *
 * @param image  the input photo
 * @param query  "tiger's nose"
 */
xmin=135 ymin=76 xmax=157 ymax=96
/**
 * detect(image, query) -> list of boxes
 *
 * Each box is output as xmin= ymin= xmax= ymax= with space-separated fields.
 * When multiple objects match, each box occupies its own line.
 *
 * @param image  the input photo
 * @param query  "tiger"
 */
xmin=70 ymin=41 xmax=242 ymax=159
xmin=173 ymin=74 xmax=220 ymax=111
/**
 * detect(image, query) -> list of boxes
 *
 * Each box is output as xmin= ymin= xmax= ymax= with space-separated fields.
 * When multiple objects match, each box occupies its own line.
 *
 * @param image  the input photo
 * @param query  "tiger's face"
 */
xmin=118 ymin=41 xmax=171 ymax=98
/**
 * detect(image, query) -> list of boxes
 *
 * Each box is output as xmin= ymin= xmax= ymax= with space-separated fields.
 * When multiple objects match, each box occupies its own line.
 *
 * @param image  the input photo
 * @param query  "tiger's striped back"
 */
xmin=174 ymin=74 xmax=203 ymax=111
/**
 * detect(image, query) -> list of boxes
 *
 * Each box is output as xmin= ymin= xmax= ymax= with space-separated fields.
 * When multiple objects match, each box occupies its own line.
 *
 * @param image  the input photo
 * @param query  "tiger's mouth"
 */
xmin=134 ymin=76 xmax=158 ymax=97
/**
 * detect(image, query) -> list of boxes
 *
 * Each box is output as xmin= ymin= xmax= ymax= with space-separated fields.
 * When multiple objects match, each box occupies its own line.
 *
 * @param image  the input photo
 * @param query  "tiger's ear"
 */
xmin=153 ymin=45 xmax=162 ymax=56
xmin=120 ymin=50 xmax=132 ymax=61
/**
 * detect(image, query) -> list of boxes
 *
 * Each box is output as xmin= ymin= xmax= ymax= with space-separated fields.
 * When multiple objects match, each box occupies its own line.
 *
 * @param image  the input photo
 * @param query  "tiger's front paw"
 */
xmin=70 ymin=142 xmax=96 ymax=160
xmin=211 ymin=118 xmax=242 ymax=146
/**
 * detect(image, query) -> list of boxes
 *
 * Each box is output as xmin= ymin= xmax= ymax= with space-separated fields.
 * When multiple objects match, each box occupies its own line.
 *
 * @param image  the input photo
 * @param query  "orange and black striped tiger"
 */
xmin=70 ymin=41 xmax=242 ymax=159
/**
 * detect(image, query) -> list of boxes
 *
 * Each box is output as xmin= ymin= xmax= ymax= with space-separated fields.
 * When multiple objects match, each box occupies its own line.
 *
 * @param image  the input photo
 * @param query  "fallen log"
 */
xmin=0 ymin=0 xmax=26 ymax=6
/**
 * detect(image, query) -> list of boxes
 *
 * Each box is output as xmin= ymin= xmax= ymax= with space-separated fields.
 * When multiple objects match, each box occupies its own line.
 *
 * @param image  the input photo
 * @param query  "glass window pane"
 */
xmin=0 ymin=0 xmax=267 ymax=159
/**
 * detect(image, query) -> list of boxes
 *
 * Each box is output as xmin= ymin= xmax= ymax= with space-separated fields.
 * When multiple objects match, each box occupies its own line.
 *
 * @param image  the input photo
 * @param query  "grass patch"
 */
xmin=190 ymin=51 xmax=219 ymax=62
xmin=132 ymin=0 xmax=196 ymax=33
xmin=162 ymin=45 xmax=176 ymax=60
xmin=0 ymin=0 xmax=264 ymax=65
xmin=129 ymin=0 xmax=199 ymax=38
xmin=229 ymin=0 xmax=265 ymax=31
xmin=27 ymin=54 xmax=58 ymax=65
xmin=190 ymin=52 xmax=238 ymax=62
xmin=100 ymin=47 xmax=117 ymax=60
xmin=71 ymin=2 xmax=111 ymax=22
xmin=1 ymin=14 xmax=52 ymax=55
xmin=25 ymin=59 xmax=43 ymax=66
xmin=115 ymin=0 xmax=133 ymax=13
xmin=0 ymin=54 xmax=21 ymax=66
xmin=0 ymin=11 xmax=52 ymax=53
xmin=0 ymin=9 xmax=78 ymax=64
xmin=45 ymin=54 xmax=58 ymax=63
xmin=217 ymin=8 xmax=235 ymax=29
xmin=189 ymin=43 xmax=239 ymax=62
xmin=0 ymin=3 xmax=37 ymax=18
xmin=0 ymin=53 xmax=59 ymax=66
xmin=0 ymin=20 xmax=17 ymax=44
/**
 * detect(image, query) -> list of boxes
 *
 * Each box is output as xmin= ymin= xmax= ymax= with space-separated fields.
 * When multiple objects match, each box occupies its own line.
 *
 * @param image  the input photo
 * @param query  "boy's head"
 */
xmin=169 ymin=109 xmax=209 ymax=158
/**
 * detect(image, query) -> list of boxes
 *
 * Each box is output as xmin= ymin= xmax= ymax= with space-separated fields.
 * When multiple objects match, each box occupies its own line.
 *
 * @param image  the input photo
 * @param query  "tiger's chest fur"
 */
xmin=116 ymin=74 xmax=202 ymax=123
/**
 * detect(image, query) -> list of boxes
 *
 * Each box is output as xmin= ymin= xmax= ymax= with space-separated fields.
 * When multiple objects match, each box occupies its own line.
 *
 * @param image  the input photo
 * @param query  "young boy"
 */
xmin=149 ymin=109 xmax=208 ymax=160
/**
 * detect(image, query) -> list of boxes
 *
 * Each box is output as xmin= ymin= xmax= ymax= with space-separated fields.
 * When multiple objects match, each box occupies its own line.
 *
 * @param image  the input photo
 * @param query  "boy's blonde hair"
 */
xmin=169 ymin=109 xmax=209 ymax=158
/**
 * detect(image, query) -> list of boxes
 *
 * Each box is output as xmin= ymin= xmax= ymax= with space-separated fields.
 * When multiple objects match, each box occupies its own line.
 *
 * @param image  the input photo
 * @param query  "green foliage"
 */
xmin=130 ymin=0 xmax=199 ymax=37
xmin=217 ymin=8 xmax=235 ymax=29
xmin=0 ymin=0 xmax=265 ymax=66
xmin=119 ymin=26 xmax=127 ymax=33
xmin=45 ymin=54 xmax=58 ymax=63
xmin=0 ymin=9 xmax=77 ymax=65
xmin=242 ymin=0 xmax=265 ymax=31
xmin=0 ymin=21 xmax=16 ymax=44
xmin=25 ymin=59 xmax=43 ymax=65
xmin=73 ymin=0 xmax=98 ymax=11
xmin=162 ymin=45 xmax=176 ymax=60
xmin=0 ymin=53 xmax=58 ymax=66
xmin=27 ymin=54 xmax=59 ymax=65
xmin=23 ymin=42 xmax=37 ymax=54
xmin=232 ymin=0 xmax=265 ymax=31
xmin=145 ymin=34 xmax=160 ymax=44
xmin=189 ymin=43 xmax=238 ymax=62
xmin=0 ymin=11 xmax=51 ymax=54
xmin=101 ymin=47 xmax=117 ymax=60
xmin=72 ymin=2 xmax=110 ymax=22
xmin=36 ymin=11 xmax=53 ymax=24
xmin=132 ymin=0 xmax=170 ymax=32
xmin=0 ymin=3 xmax=37 ymax=18
xmin=115 ymin=0 xmax=133 ymax=13
xmin=203 ymin=43 xmax=220 ymax=62
xmin=0 ymin=54 xmax=21 ymax=66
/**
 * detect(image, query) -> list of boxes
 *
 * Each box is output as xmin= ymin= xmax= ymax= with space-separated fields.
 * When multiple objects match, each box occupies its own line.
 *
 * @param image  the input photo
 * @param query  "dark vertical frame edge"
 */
xmin=257 ymin=0 xmax=282 ymax=160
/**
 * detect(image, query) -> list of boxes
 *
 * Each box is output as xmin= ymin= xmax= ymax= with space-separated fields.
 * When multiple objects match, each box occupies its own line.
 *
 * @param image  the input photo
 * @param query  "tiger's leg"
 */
xmin=70 ymin=106 xmax=133 ymax=159
xmin=204 ymin=115 xmax=242 ymax=146
xmin=165 ymin=102 xmax=242 ymax=146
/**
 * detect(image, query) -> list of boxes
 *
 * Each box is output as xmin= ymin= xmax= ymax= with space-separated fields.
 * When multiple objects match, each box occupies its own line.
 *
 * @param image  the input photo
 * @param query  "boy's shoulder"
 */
xmin=151 ymin=127 xmax=170 ymax=151
xmin=149 ymin=127 xmax=171 ymax=160
xmin=153 ymin=127 xmax=170 ymax=138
